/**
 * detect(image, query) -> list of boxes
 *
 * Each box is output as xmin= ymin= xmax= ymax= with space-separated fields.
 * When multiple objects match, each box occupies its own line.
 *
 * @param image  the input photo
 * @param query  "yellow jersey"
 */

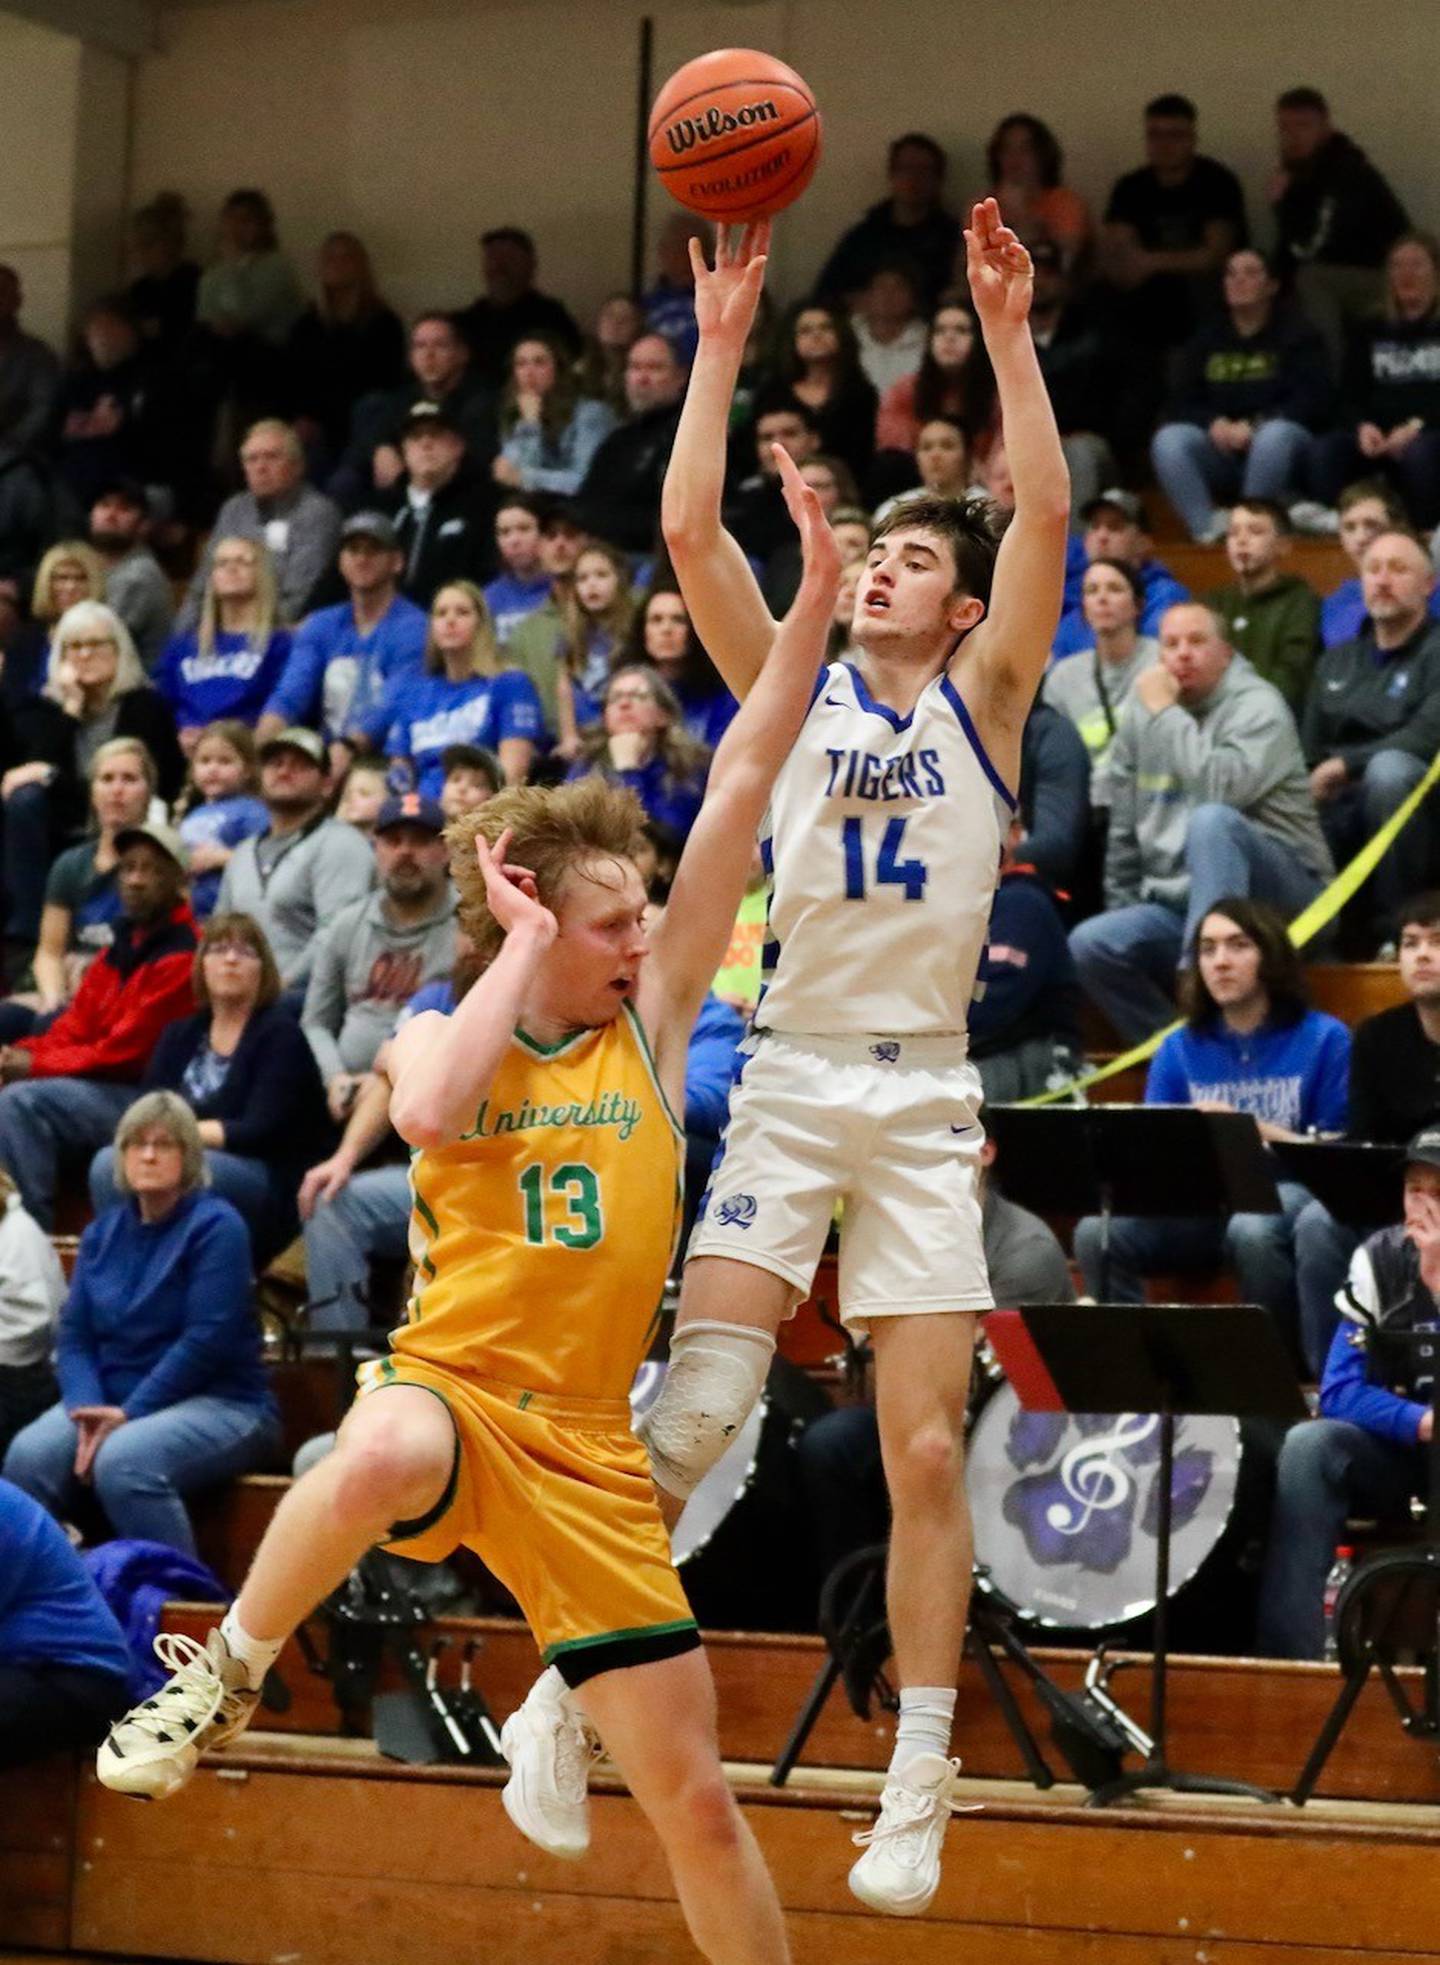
xmin=391 ymin=1000 xmax=683 ymax=1403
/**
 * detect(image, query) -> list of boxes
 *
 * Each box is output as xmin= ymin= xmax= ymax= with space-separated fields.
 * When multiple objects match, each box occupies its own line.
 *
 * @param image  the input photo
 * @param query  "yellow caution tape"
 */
xmin=1019 ymin=746 xmax=1440 ymax=1108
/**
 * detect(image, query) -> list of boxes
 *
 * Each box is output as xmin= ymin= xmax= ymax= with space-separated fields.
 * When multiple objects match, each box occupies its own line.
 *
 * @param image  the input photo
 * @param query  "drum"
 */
xmin=966 ymin=1379 xmax=1249 ymax=1641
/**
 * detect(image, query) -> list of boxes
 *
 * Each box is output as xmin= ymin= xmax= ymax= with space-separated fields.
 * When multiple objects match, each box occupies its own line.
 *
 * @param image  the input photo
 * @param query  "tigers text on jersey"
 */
xmin=387 ymin=1000 xmax=682 ymax=1403
xmin=756 ymin=659 xmax=1017 ymax=1036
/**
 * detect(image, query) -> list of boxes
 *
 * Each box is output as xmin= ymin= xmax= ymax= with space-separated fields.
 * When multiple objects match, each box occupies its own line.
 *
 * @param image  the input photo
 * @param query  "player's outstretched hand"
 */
xmin=477 ymin=827 xmax=558 ymax=945
xmin=773 ymin=442 xmax=842 ymax=619
xmin=691 ymin=218 xmax=771 ymax=348
xmin=965 ymin=196 xmax=1033 ymax=332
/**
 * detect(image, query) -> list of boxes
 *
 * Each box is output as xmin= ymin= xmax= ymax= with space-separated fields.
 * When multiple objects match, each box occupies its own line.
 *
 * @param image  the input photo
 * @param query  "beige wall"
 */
xmin=87 ymin=0 xmax=1440 ymax=332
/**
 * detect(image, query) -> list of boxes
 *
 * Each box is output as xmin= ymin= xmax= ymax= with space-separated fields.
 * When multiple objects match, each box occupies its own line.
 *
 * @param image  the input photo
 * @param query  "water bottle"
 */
xmin=1322 ymin=1545 xmax=1355 ymax=1660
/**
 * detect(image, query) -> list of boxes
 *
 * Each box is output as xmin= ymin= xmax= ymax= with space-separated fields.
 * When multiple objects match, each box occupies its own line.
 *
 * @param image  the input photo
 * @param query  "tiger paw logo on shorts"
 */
xmin=714 ymin=1193 xmax=758 ymax=1230
xmin=870 ymin=1041 xmax=901 ymax=1063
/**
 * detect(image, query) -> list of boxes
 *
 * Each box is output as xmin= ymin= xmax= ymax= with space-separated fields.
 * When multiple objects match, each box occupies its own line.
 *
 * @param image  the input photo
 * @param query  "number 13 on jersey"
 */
xmin=519 ymin=1162 xmax=605 ymax=1248
xmin=841 ymin=815 xmax=927 ymax=901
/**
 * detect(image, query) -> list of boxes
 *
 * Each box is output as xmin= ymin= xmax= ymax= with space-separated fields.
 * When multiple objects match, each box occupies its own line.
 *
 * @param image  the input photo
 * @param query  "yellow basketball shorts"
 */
xmin=356 ymin=1355 xmax=698 ymax=1687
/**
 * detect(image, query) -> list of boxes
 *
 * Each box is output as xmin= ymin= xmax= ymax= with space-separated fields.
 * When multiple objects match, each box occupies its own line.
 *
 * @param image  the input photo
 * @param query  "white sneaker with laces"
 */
xmin=848 ymin=1752 xmax=963 ymax=1916
xmin=96 ymin=1630 xmax=260 ymax=1800
xmin=500 ymin=1674 xmax=602 ymax=1859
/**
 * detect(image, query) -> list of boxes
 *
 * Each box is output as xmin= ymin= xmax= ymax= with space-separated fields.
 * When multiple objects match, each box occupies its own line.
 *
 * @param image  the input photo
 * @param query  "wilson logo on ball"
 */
xmin=648 ymin=47 xmax=821 ymax=222
xmin=662 ymin=99 xmax=780 ymax=154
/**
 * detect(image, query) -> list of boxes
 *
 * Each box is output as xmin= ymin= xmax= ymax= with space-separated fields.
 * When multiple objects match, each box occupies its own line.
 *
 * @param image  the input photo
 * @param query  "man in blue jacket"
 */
xmin=1257 ymin=1129 xmax=1439 ymax=1657
xmin=1051 ymin=491 xmax=1188 ymax=656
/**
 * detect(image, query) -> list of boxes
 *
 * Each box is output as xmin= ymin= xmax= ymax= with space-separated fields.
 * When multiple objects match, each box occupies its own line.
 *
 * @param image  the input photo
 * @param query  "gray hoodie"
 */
xmin=1104 ymin=652 xmax=1333 ymax=912
xmin=302 ymin=886 xmax=458 ymax=1079
xmin=217 ymin=814 xmax=374 ymax=989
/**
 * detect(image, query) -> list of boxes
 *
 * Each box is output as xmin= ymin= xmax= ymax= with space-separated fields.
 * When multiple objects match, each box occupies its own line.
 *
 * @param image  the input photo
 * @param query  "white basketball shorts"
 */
xmin=686 ymin=1028 xmax=992 ymax=1331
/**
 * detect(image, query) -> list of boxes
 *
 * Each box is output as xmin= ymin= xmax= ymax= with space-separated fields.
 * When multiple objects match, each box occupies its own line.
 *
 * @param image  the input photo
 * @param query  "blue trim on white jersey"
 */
xmin=808 ymin=667 xmax=828 ymax=710
xmin=938 ymin=675 xmax=1018 ymax=811
xmin=843 ymin=662 xmax=915 ymax=733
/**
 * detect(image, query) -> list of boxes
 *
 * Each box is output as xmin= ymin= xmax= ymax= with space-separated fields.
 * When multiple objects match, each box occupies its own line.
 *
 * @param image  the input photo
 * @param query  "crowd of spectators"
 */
xmin=2 ymin=81 xmax=1440 ymax=1669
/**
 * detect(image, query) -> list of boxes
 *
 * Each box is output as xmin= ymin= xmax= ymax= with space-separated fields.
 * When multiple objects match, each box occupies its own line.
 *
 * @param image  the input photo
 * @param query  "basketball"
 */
xmin=648 ymin=48 xmax=821 ymax=222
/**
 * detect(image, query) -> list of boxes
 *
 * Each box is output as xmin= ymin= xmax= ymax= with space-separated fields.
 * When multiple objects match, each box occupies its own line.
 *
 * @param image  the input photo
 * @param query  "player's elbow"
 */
xmin=387 ymin=1090 xmax=454 ymax=1154
xmin=660 ymin=491 xmax=716 ymax=557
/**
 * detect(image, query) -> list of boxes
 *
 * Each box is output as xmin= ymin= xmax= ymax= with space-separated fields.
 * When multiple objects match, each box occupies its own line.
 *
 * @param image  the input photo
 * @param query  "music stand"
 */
xmin=1268 ymin=1139 xmax=1404 ymax=1232
xmin=986 ymin=1301 xmax=1307 ymax=1807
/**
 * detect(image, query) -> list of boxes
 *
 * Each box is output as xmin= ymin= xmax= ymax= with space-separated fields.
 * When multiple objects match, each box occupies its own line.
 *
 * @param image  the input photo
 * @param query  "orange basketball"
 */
xmin=648 ymin=48 xmax=821 ymax=222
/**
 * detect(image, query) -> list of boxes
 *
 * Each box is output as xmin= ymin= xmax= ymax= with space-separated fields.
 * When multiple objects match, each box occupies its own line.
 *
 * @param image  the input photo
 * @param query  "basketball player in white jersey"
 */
xmin=502 ymin=201 xmax=1067 ymax=1916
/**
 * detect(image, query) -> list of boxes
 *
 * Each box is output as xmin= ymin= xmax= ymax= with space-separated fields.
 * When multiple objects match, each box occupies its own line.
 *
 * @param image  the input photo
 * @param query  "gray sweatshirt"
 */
xmin=1104 ymin=652 xmax=1333 ymax=912
xmin=302 ymin=887 xmax=458 ymax=1079
xmin=105 ymin=546 xmax=175 ymax=670
xmin=1043 ymin=636 xmax=1159 ymax=808
xmin=217 ymin=815 xmax=375 ymax=989
xmin=0 ymin=1187 xmax=65 ymax=1368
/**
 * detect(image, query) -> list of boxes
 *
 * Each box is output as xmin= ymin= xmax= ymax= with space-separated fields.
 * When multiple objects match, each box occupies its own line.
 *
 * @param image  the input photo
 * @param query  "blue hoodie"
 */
xmin=0 ymin=1476 xmax=132 ymax=1677
xmin=156 ymin=627 xmax=292 ymax=733
xmin=1145 ymin=1009 xmax=1350 ymax=1136
xmin=1052 ymin=556 xmax=1190 ymax=657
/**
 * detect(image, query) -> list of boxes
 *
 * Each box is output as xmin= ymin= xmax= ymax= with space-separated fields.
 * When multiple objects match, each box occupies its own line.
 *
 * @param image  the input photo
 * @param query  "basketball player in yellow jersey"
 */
xmin=95 ymin=450 xmax=839 ymax=1965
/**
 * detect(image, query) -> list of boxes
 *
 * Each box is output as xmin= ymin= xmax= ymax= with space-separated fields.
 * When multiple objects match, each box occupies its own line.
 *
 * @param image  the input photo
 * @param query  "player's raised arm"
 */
xmin=645 ymin=446 xmax=839 ymax=1040
xmin=387 ymin=833 xmax=555 ymax=1149
xmin=661 ymin=222 xmax=781 ymax=702
xmin=961 ymin=198 xmax=1070 ymax=728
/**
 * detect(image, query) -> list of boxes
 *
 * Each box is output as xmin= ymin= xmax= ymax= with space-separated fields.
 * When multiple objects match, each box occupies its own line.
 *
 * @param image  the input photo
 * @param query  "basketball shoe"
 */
xmin=500 ymin=1671 xmax=603 ymax=1859
xmin=847 ymin=1752 xmax=964 ymax=1915
xmin=97 ymin=1630 xmax=261 ymax=1800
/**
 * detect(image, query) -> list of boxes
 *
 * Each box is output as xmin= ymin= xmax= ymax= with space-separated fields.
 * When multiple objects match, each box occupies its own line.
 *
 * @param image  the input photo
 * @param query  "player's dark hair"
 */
xmin=1338 ymin=476 xmax=1410 ymax=523
xmin=440 ymin=743 xmax=502 ymax=795
xmin=495 ymin=490 xmax=545 ymax=525
xmin=1231 ymin=496 xmax=1292 ymax=535
xmin=482 ymin=225 xmax=536 ymax=256
xmin=1276 ymin=87 xmax=1328 ymax=116
xmin=1081 ymin=556 xmax=1145 ymax=609
xmin=1398 ymin=892 xmax=1440 ymax=934
xmin=870 ymin=494 xmax=1003 ymax=607
xmin=1180 ymin=897 xmax=1309 ymax=1030
xmin=770 ymin=299 xmax=866 ymax=393
xmin=888 ymin=132 xmax=947 ymax=177
xmin=986 ymin=114 xmax=1063 ymax=193
xmin=914 ymin=298 xmax=997 ymax=442
xmin=1145 ymin=93 xmax=1196 ymax=122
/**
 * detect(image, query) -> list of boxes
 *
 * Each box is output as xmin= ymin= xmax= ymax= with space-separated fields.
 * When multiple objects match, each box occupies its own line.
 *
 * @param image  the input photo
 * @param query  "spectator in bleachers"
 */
xmin=334 ymin=311 xmax=498 ymax=509
xmin=216 ymin=727 xmax=373 ymax=995
xmin=335 ymin=757 xmax=388 ymax=836
xmin=624 ymin=587 xmax=736 ymax=751
xmin=181 ymin=420 xmax=341 ymax=629
xmin=0 ymin=446 xmax=63 ymax=597
xmin=284 ymin=231 xmax=406 ymax=470
xmin=88 ymin=481 xmax=174 ymax=672
xmin=1270 ymin=88 xmax=1410 ymax=365
xmin=755 ymin=302 xmax=878 ymax=482
xmin=1 ymin=736 xmax=156 ymax=1026
xmin=125 ymin=192 xmax=199 ymax=360
xmin=258 ymin=512 xmax=426 ymax=770
xmin=850 ymin=261 xmax=927 ymax=398
xmin=196 ymin=188 xmax=303 ymax=352
xmin=550 ymin=541 xmax=635 ymax=755
xmin=872 ymin=417 xmax=979 ymax=525
xmin=369 ymin=581 xmax=540 ymax=797
xmin=1074 ymin=898 xmax=1348 ymax=1356
xmin=1052 ymin=491 xmax=1188 ymax=656
xmin=1017 ymin=699 xmax=1090 ymax=892
xmin=1072 ymin=604 xmax=1332 ymax=1041
xmin=1301 ymin=529 xmax=1440 ymax=947
xmin=1044 ymin=559 xmax=1158 ymax=810
xmin=302 ymin=793 xmax=456 ymax=1123
xmin=1294 ymin=893 xmax=1440 ymax=1375
xmin=383 ymin=402 xmax=496 ymax=607
xmin=1206 ymin=500 xmax=1322 ymax=712
xmin=986 ymin=113 xmax=1093 ymax=270
xmin=157 ymin=538 xmax=290 ymax=752
xmin=1027 ymin=241 xmax=1116 ymax=518
xmin=0 ymin=1477 xmax=130 ymax=1767
xmin=566 ymin=663 xmax=708 ymax=841
xmin=0 ymin=1172 xmax=65 ymax=1462
xmin=0 ymin=822 xmax=197 ymax=1228
xmin=492 ymin=334 xmax=616 ymax=498
xmin=574 ymin=332 xmax=687 ymax=552
xmin=3 ymin=1090 xmax=280 ymax=1557
xmin=1311 ymin=234 xmax=1440 ymax=529
xmin=54 ymin=297 xmax=168 ymax=515
xmin=506 ymin=503 xmax=597 ymax=741
xmin=970 ymin=818 xmax=1083 ymax=1102
xmin=760 ymin=457 xmax=862 ymax=615
xmin=815 ymin=132 xmax=960 ymax=311
xmin=874 ymin=300 xmax=996 ymax=462
xmin=1150 ymin=248 xmax=1332 ymax=543
xmin=89 ymin=912 xmax=330 ymax=1262
xmin=578 ymin=293 xmax=645 ymax=419
xmin=172 ymin=722 xmax=268 ymax=921
xmin=1257 ymin=1131 xmax=1438 ymax=1659
xmin=484 ymin=493 xmax=552 ymax=645
xmin=3 ymin=542 xmax=107 ymax=710
xmin=0 ymin=264 xmax=60 ymax=457
xmin=1322 ymin=479 xmax=1440 ymax=646
xmin=452 ymin=226 xmax=582 ymax=391
xmin=829 ymin=507 xmax=872 ymax=569
xmin=725 ymin=401 xmax=821 ymax=562
xmin=643 ymin=213 xmax=709 ymax=368
xmin=437 ymin=743 xmax=499 ymax=822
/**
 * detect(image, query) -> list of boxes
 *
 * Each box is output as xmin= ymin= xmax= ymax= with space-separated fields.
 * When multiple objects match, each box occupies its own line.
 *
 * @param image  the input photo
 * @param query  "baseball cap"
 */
xmin=400 ymin=400 xmax=462 ymax=440
xmin=341 ymin=511 xmax=400 ymax=550
xmin=374 ymin=791 xmax=447 ymax=837
xmin=1405 ymin=1128 xmax=1440 ymax=1174
xmin=113 ymin=820 xmax=189 ymax=870
xmin=1081 ymin=487 xmax=1146 ymax=527
xmin=91 ymin=475 xmax=149 ymax=512
xmin=258 ymin=726 xmax=326 ymax=767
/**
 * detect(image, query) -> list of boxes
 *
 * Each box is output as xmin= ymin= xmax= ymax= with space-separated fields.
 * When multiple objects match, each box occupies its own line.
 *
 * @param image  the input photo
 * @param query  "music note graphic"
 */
xmin=1044 ymin=1414 xmax=1159 ymax=1537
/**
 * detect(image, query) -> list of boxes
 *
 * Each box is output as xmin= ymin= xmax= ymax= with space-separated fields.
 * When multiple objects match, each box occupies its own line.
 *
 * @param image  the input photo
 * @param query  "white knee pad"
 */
xmin=638 ymin=1319 xmax=775 ymax=1502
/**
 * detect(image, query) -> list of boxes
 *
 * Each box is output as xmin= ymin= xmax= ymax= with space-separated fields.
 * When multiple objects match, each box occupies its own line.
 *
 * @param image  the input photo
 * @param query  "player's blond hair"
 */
xmin=447 ymin=776 xmax=646 ymax=967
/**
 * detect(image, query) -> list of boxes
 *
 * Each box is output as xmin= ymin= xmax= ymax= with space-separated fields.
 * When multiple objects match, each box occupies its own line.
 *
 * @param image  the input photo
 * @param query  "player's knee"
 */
xmin=329 ymin=1423 xmax=450 ymax=1531
xmin=655 ymin=1762 xmax=743 ymax=1853
xmin=886 ymin=1419 xmax=964 ymax=1509
xmin=638 ymin=1319 xmax=774 ymax=1502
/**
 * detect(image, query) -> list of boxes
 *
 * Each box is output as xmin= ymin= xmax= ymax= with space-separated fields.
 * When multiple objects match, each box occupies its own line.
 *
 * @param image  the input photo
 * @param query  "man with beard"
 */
xmin=88 ymin=479 xmax=174 ymax=670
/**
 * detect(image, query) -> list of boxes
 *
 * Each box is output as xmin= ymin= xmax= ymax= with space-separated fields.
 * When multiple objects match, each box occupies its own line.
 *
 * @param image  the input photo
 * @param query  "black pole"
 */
xmin=630 ymin=15 xmax=655 ymax=298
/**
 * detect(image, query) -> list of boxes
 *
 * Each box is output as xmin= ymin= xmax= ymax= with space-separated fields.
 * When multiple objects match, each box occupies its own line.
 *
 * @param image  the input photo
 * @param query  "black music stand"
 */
xmin=986 ymin=1301 xmax=1307 ymax=1807
xmin=1268 ymin=1139 xmax=1404 ymax=1232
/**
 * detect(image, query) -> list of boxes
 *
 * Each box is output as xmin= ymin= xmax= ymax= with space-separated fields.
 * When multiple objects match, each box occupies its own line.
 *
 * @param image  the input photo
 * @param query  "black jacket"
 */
xmin=1165 ymin=305 xmax=1333 ymax=430
xmin=1348 ymin=1002 xmax=1440 ymax=1145
xmin=575 ymin=403 xmax=683 ymax=553
xmin=1019 ymin=703 xmax=1091 ymax=889
xmin=381 ymin=473 xmax=498 ymax=608
xmin=5 ymin=685 xmax=185 ymax=834
xmin=814 ymin=199 xmax=961 ymax=310
xmin=451 ymin=289 xmax=583 ymax=390
xmin=1338 ymin=312 xmax=1440 ymax=430
xmin=1275 ymin=133 xmax=1409 ymax=271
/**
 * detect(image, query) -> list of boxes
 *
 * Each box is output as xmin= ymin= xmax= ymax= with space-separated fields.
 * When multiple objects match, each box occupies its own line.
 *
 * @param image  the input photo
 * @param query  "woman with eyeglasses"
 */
xmin=565 ymin=662 xmax=710 ymax=841
xmin=155 ymin=537 xmax=291 ymax=752
xmin=87 ymin=912 xmax=331 ymax=1263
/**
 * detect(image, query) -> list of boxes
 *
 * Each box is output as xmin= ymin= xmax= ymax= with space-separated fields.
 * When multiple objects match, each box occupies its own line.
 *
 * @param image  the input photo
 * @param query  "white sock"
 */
xmin=218 ymin=1607 xmax=285 ymax=1692
xmin=890 ymin=1686 xmax=956 ymax=1780
xmin=533 ymin=1663 xmax=571 ymax=1706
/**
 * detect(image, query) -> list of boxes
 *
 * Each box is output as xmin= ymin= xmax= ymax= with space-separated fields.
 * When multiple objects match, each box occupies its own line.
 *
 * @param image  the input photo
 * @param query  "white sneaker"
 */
xmin=500 ymin=1675 xmax=602 ymax=1859
xmin=848 ymin=1753 xmax=963 ymax=1916
xmin=96 ymin=1630 xmax=260 ymax=1800
xmin=1288 ymin=498 xmax=1340 ymax=536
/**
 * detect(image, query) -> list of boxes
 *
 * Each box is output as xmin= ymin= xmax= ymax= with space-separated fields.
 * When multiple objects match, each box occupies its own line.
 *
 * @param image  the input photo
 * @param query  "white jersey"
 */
xmin=756 ymin=658 xmax=1016 ymax=1037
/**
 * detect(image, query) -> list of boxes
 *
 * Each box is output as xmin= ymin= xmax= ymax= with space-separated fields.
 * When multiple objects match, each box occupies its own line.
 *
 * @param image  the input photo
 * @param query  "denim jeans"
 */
xmin=1070 ymin=803 xmax=1327 ymax=1043
xmin=1317 ymin=750 xmax=1431 ymax=941
xmin=302 ymin=1164 xmax=412 ymax=1331
xmin=1151 ymin=419 xmax=1314 ymax=539
xmin=1073 ymin=1179 xmax=1313 ymax=1361
xmin=2 ymin=1393 xmax=282 ymax=1556
xmin=0 ymin=1079 xmax=136 ymax=1229
xmin=1311 ymin=430 xmax=1440 ymax=530
xmin=1255 ymin=1418 xmax=1425 ymax=1658
xmin=1294 ymin=1199 xmax=1360 ymax=1380
xmin=89 ymin=1145 xmax=281 ymax=1262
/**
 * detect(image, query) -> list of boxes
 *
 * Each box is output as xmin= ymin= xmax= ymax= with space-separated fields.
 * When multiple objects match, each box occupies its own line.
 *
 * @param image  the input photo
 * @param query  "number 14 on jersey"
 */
xmin=841 ymin=816 xmax=927 ymax=901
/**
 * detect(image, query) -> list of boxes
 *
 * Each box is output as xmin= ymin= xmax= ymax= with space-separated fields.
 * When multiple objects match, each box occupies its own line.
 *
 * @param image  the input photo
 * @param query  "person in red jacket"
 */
xmin=0 ymin=822 xmax=196 ymax=1227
